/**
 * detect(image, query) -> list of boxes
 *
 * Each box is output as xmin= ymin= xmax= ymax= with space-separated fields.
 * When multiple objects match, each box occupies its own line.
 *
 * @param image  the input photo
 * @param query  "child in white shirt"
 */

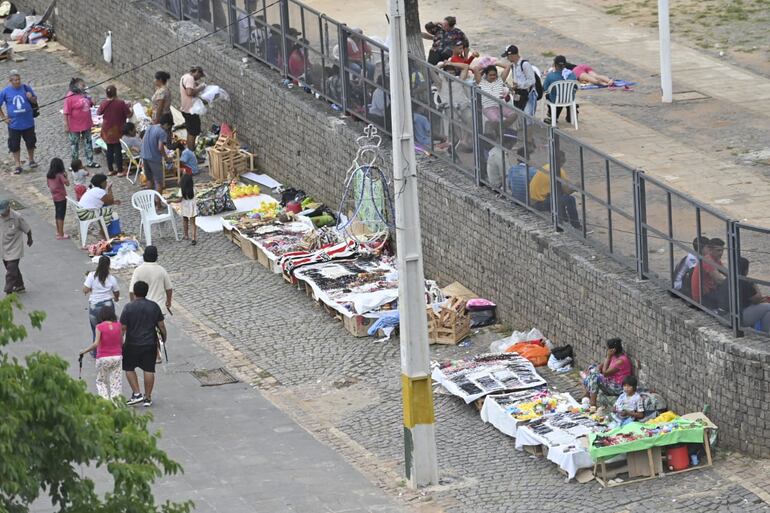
xmin=612 ymin=375 xmax=645 ymax=427
xmin=70 ymin=159 xmax=89 ymax=201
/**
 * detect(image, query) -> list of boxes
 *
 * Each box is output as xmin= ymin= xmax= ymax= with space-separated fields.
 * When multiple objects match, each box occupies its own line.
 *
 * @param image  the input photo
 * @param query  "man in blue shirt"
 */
xmin=140 ymin=113 xmax=173 ymax=195
xmin=542 ymin=56 xmax=577 ymax=125
xmin=0 ymin=70 xmax=38 ymax=175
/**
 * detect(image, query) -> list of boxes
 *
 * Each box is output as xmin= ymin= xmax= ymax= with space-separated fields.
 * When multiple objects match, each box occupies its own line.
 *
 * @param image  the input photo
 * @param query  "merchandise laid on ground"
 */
xmin=430 ymin=339 xmax=719 ymax=485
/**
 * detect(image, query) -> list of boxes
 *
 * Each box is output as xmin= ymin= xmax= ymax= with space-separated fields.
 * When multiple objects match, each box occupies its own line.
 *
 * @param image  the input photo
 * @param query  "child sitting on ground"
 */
xmin=179 ymin=173 xmax=198 ymax=246
xmin=70 ymin=159 xmax=89 ymax=201
xmin=611 ymin=375 xmax=645 ymax=427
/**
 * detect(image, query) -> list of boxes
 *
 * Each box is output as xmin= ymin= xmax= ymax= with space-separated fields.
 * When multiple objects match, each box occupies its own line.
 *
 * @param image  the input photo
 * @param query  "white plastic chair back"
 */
xmin=546 ymin=80 xmax=578 ymax=106
xmin=131 ymin=190 xmax=179 ymax=245
xmin=67 ymin=196 xmax=109 ymax=247
xmin=131 ymin=189 xmax=159 ymax=215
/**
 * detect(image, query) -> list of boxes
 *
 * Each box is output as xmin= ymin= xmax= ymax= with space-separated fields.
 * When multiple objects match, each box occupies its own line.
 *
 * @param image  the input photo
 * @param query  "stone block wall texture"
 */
xmin=27 ymin=0 xmax=769 ymax=456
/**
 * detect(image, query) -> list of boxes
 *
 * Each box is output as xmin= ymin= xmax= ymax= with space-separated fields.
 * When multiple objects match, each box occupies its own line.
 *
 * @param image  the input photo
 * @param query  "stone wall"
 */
xmin=27 ymin=0 xmax=769 ymax=456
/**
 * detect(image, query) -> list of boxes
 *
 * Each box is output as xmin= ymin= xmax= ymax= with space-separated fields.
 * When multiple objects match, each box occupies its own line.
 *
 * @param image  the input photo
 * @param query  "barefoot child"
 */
xmin=46 ymin=158 xmax=70 ymax=240
xmin=79 ymin=305 xmax=124 ymax=400
xmin=70 ymin=159 xmax=89 ymax=201
xmin=179 ymin=172 xmax=198 ymax=245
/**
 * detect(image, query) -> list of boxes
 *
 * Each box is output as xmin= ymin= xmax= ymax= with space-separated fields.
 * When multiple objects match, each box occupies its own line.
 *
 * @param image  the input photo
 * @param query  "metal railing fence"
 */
xmin=147 ymin=0 xmax=766 ymax=338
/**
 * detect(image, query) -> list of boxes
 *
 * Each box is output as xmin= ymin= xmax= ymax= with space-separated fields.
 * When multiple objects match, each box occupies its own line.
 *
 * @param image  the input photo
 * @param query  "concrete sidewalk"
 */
xmin=1 ymin=186 xmax=405 ymax=513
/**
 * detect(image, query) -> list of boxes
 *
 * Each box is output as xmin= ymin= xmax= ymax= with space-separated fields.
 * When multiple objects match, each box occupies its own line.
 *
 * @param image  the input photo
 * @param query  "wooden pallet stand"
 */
xmin=256 ymin=245 xmax=270 ymax=269
xmin=206 ymin=133 xmax=255 ymax=182
xmin=427 ymin=297 xmax=470 ymax=345
xmin=240 ymin=236 xmax=259 ymax=260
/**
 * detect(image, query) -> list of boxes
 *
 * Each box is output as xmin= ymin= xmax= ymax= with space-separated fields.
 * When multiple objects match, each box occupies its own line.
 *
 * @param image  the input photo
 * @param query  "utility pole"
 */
xmin=388 ymin=0 xmax=440 ymax=489
xmin=658 ymin=0 xmax=673 ymax=103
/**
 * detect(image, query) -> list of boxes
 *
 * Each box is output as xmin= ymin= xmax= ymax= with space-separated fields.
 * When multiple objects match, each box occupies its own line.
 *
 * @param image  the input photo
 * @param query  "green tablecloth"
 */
xmin=589 ymin=420 xmax=705 ymax=460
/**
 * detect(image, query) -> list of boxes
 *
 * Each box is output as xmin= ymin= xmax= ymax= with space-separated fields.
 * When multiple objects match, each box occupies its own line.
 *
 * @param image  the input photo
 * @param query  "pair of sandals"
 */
xmin=13 ymin=160 xmax=38 ymax=174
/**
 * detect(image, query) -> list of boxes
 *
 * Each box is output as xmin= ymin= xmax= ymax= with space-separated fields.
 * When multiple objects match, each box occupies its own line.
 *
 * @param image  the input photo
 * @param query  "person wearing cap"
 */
xmin=179 ymin=66 xmax=206 ymax=151
xmin=0 ymin=70 xmax=38 ymax=175
xmin=0 ymin=198 xmax=32 ymax=294
xmin=437 ymin=40 xmax=478 ymax=81
xmin=542 ymin=55 xmax=577 ymax=125
xmin=499 ymin=45 xmax=538 ymax=115
xmin=129 ymin=245 xmax=173 ymax=316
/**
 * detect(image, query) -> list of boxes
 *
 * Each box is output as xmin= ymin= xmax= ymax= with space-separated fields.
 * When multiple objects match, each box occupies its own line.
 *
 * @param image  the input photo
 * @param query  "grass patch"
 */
xmin=542 ymin=50 xmax=555 ymax=57
xmin=605 ymin=4 xmax=624 ymax=15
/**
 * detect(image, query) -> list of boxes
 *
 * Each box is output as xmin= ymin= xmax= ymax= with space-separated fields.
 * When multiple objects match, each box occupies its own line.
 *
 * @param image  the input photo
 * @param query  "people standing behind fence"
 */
xmin=474 ymin=65 xmax=516 ymax=128
xmin=486 ymin=130 xmax=516 ymax=191
xmin=528 ymin=150 xmax=581 ymax=229
xmin=499 ymin=45 xmax=538 ymax=116
xmin=97 ymin=85 xmax=132 ymax=177
xmin=0 ymin=70 xmax=38 ymax=175
xmin=508 ymin=148 xmax=539 ymax=204
xmin=718 ymin=257 xmax=770 ymax=333
xmin=542 ymin=56 xmax=578 ymax=125
xmin=63 ymin=77 xmax=99 ymax=169
xmin=347 ymin=28 xmax=375 ymax=79
xmin=673 ymin=236 xmax=710 ymax=294
xmin=690 ymin=238 xmax=725 ymax=308
xmin=151 ymin=71 xmax=171 ymax=125
xmin=368 ymin=75 xmax=390 ymax=130
xmin=437 ymin=40 xmax=478 ymax=81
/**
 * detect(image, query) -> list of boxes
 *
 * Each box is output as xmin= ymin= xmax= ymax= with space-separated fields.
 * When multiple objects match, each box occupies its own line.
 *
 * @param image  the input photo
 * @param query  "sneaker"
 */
xmin=13 ymin=167 xmax=22 ymax=175
xmin=143 ymin=398 xmax=153 ymax=407
xmin=87 ymin=162 xmax=101 ymax=169
xmin=191 ymin=239 xmax=197 ymax=246
xmin=127 ymin=393 xmax=144 ymax=405
xmin=28 ymin=160 xmax=38 ymax=168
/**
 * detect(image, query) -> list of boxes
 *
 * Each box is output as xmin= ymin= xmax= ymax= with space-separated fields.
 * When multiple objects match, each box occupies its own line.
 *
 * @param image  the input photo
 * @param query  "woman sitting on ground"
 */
xmin=581 ymin=337 xmax=632 ymax=407
xmin=565 ymin=62 xmax=614 ymax=86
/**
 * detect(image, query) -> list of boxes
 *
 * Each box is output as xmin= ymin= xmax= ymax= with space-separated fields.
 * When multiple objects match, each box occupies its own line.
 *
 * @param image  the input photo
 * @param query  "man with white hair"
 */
xmin=0 ymin=70 xmax=38 ymax=175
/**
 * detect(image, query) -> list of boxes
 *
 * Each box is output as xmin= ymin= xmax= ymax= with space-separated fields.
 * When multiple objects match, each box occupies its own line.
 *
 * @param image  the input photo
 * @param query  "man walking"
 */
xmin=120 ymin=280 xmax=166 ymax=407
xmin=129 ymin=245 xmax=173 ymax=315
xmin=500 ymin=45 xmax=538 ymax=115
xmin=0 ymin=198 xmax=32 ymax=294
xmin=0 ymin=70 xmax=38 ymax=174
xmin=179 ymin=66 xmax=206 ymax=150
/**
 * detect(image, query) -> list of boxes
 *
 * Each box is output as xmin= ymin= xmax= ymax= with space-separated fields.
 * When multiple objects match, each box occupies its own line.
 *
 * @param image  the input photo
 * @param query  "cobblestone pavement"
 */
xmin=4 ymin=46 xmax=770 ymax=513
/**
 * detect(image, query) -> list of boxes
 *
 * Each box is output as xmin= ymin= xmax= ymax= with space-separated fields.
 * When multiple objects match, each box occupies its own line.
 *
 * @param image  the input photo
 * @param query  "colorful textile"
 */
xmin=589 ymin=419 xmax=705 ymax=459
xmin=582 ymin=364 xmax=623 ymax=396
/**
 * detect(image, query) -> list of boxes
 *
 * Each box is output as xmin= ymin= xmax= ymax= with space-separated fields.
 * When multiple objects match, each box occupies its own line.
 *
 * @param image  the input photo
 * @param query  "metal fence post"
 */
xmin=633 ymin=170 xmax=649 ymax=280
xmin=548 ymin=127 xmax=560 ymax=231
xmin=728 ymin=222 xmax=743 ymax=337
xmin=470 ymin=86 xmax=481 ymax=187
xmin=337 ymin=26 xmax=349 ymax=112
xmin=279 ymin=0 xmax=290 ymax=78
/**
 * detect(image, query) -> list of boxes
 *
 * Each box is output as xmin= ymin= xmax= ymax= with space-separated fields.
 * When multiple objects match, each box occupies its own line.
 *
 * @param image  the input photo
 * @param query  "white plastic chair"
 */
xmin=131 ymin=190 xmax=179 ymax=246
xmin=121 ymin=139 xmax=142 ymax=184
xmin=66 ymin=197 xmax=110 ymax=247
xmin=545 ymin=80 xmax=579 ymax=129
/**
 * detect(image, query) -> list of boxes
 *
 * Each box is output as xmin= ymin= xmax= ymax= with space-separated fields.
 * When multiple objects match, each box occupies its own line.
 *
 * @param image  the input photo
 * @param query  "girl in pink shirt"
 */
xmin=79 ymin=305 xmax=123 ymax=400
xmin=63 ymin=77 xmax=100 ymax=169
xmin=581 ymin=337 xmax=633 ymax=407
xmin=46 ymin=157 xmax=70 ymax=240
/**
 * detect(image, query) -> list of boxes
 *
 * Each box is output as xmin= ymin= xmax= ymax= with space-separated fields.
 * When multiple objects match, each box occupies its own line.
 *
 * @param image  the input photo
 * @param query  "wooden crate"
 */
xmin=206 ymin=143 xmax=255 ymax=183
xmin=427 ymin=297 xmax=470 ymax=345
xmin=223 ymin=227 xmax=236 ymax=242
xmin=240 ymin=237 xmax=259 ymax=260
xmin=256 ymin=245 xmax=270 ymax=269
xmin=232 ymin=230 xmax=244 ymax=249
xmin=343 ymin=314 xmax=375 ymax=337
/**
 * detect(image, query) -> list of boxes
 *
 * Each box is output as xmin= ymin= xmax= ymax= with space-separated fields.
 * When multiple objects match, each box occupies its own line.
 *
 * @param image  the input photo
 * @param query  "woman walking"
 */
xmin=63 ymin=77 xmax=100 ymax=168
xmin=46 ymin=157 xmax=70 ymax=240
xmin=97 ymin=85 xmax=132 ymax=177
xmin=83 ymin=255 xmax=120 ymax=344
xmin=79 ymin=305 xmax=123 ymax=400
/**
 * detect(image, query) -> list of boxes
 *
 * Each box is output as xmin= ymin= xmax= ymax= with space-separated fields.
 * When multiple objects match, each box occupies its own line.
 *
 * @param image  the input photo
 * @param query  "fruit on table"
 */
xmin=230 ymin=183 xmax=261 ymax=198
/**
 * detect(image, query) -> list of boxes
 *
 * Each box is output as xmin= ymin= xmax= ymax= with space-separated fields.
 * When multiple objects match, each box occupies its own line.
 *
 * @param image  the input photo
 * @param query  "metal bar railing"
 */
xmin=148 ymin=0 xmax=766 ymax=339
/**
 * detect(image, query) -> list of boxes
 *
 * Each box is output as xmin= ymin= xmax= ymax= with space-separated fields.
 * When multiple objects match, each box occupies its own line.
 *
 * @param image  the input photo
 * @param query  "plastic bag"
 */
xmin=102 ymin=31 xmax=112 ymax=63
xmin=199 ymin=85 xmax=229 ymax=104
xmin=189 ymin=98 xmax=207 ymax=116
xmin=489 ymin=327 xmax=544 ymax=353
xmin=547 ymin=354 xmax=573 ymax=373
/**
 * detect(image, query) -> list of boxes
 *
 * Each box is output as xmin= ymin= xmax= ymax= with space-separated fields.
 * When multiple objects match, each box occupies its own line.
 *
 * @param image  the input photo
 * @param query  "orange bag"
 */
xmin=506 ymin=341 xmax=550 ymax=366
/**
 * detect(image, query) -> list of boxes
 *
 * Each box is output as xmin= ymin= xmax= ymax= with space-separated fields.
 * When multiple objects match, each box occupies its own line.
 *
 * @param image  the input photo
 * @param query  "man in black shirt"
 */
xmin=120 ymin=280 xmax=166 ymax=407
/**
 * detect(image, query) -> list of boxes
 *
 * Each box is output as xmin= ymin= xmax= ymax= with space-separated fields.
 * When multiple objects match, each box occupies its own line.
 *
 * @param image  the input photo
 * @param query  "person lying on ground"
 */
xmin=565 ymin=62 xmax=614 ymax=86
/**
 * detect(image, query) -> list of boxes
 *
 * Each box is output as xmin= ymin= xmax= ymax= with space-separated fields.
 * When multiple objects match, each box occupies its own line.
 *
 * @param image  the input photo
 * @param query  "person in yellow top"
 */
xmin=528 ymin=151 xmax=581 ymax=229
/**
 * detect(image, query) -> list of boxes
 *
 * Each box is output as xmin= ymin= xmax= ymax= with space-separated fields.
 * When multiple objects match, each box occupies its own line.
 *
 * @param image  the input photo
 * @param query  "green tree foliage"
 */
xmin=0 ymin=295 xmax=192 ymax=513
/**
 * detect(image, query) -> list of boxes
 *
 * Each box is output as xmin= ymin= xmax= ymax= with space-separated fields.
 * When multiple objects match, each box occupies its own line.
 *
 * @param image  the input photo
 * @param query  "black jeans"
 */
xmin=533 ymin=194 xmax=581 ymax=228
xmin=3 ymin=259 xmax=24 ymax=293
xmin=105 ymin=142 xmax=123 ymax=173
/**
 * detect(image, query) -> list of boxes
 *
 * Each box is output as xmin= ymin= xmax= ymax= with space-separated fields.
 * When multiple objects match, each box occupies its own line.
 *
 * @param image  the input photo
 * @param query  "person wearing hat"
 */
xmin=129 ymin=245 xmax=173 ymax=316
xmin=179 ymin=66 xmax=206 ymax=151
xmin=0 ymin=70 xmax=38 ymax=175
xmin=542 ymin=55 xmax=577 ymax=125
xmin=499 ymin=45 xmax=538 ymax=115
xmin=0 ymin=198 xmax=32 ymax=294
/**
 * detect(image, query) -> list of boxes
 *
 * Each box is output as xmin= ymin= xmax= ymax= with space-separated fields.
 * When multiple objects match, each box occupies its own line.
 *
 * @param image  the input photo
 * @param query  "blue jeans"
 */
xmin=525 ymin=89 xmax=538 ymax=117
xmin=413 ymin=113 xmax=431 ymax=147
xmin=89 ymin=299 xmax=114 ymax=339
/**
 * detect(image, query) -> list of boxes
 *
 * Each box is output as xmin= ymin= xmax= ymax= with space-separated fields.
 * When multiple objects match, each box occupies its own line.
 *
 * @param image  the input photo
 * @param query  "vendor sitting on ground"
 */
xmin=611 ymin=376 xmax=644 ymax=427
xmin=582 ymin=337 xmax=633 ymax=408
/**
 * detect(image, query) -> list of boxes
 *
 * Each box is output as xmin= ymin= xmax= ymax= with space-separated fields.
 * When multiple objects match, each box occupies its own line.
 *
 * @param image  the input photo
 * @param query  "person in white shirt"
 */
xmin=83 ymin=255 xmax=120 ymax=351
xmin=673 ymin=236 xmax=709 ymax=291
xmin=499 ymin=44 xmax=538 ymax=116
xmin=129 ymin=245 xmax=173 ymax=315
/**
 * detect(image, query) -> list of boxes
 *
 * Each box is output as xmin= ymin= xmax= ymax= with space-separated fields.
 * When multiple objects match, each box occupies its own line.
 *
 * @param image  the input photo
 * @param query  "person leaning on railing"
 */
xmin=690 ymin=238 xmax=725 ymax=308
xmin=716 ymin=257 xmax=770 ymax=333
xmin=528 ymin=151 xmax=581 ymax=229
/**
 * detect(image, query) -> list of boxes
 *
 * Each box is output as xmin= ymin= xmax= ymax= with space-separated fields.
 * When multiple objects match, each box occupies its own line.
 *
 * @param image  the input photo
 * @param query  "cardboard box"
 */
xmin=343 ymin=315 xmax=375 ymax=338
xmin=441 ymin=281 xmax=478 ymax=302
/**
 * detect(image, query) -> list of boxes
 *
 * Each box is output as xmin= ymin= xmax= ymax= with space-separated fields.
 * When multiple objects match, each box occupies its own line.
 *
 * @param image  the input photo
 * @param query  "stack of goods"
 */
xmin=206 ymin=133 xmax=255 ymax=182
xmin=426 ymin=296 xmax=471 ymax=345
xmin=431 ymin=353 xmax=547 ymax=404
